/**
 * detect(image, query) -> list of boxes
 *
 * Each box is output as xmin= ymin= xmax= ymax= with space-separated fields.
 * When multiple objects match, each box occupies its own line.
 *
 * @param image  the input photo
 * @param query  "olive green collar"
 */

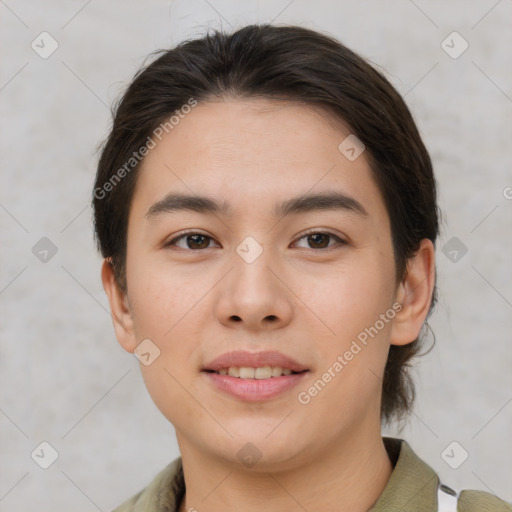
xmin=370 ymin=437 xmax=439 ymax=510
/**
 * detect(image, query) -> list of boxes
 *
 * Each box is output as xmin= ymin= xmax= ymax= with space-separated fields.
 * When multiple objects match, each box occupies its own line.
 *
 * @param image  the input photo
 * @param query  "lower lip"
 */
xmin=203 ymin=371 xmax=308 ymax=401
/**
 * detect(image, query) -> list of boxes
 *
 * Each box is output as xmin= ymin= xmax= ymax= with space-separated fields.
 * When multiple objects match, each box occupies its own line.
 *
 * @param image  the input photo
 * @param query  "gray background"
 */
xmin=1 ymin=1 xmax=511 ymax=510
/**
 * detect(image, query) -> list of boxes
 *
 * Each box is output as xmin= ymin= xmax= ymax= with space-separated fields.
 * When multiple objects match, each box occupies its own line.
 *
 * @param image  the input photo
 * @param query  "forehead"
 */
xmin=130 ymin=98 xmax=388 ymax=225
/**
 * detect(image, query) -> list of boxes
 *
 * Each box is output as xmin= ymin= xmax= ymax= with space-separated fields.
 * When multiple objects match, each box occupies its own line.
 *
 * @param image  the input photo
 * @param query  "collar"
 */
xmin=370 ymin=437 xmax=439 ymax=510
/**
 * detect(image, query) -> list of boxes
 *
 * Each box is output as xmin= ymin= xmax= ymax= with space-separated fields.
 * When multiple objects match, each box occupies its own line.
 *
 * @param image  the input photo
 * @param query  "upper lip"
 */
xmin=203 ymin=351 xmax=308 ymax=373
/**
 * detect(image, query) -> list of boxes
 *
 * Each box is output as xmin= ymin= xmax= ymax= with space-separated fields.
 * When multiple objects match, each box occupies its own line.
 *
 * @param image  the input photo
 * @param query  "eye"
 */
xmin=165 ymin=232 xmax=219 ymax=250
xmin=164 ymin=230 xmax=346 ymax=251
xmin=293 ymin=230 xmax=346 ymax=250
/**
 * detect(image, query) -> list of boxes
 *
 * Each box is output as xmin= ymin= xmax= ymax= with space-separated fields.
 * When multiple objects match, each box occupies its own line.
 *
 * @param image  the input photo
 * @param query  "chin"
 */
xmin=218 ymin=441 xmax=306 ymax=473
xmin=216 ymin=421 xmax=311 ymax=468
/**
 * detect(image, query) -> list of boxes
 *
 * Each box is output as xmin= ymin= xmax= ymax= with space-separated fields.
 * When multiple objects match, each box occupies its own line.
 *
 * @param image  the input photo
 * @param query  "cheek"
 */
xmin=126 ymin=262 xmax=206 ymax=416
xmin=139 ymin=360 xmax=199 ymax=435
xmin=127 ymin=255 xmax=200 ymax=339
xmin=295 ymin=272 xmax=394 ymax=435
xmin=301 ymin=256 xmax=395 ymax=343
xmin=129 ymin=267 xmax=203 ymax=425
xmin=296 ymin=254 xmax=395 ymax=407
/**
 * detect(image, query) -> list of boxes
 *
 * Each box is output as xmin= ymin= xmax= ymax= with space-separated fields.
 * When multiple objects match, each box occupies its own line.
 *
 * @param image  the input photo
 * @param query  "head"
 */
xmin=93 ymin=24 xmax=438 ymax=467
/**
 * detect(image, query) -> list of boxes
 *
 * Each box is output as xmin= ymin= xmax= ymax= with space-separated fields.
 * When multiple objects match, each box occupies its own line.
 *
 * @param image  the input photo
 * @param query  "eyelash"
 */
xmin=164 ymin=229 xmax=347 ymax=251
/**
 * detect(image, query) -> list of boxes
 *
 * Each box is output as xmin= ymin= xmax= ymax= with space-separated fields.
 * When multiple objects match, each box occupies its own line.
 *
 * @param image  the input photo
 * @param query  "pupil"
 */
xmin=189 ymin=235 xmax=207 ymax=249
xmin=310 ymin=233 xmax=328 ymax=248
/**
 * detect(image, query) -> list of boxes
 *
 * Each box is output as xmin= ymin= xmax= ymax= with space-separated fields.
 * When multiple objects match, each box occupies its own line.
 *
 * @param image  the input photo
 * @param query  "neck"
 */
xmin=177 ymin=428 xmax=393 ymax=512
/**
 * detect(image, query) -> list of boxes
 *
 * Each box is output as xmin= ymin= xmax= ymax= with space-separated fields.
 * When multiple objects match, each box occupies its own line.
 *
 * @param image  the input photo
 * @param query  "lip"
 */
xmin=203 ymin=350 xmax=308 ymax=373
xmin=204 ymin=372 xmax=308 ymax=401
xmin=202 ymin=350 xmax=309 ymax=402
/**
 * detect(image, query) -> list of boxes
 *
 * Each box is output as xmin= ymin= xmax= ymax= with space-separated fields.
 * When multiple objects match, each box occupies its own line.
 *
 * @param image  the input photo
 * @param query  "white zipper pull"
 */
xmin=437 ymin=483 xmax=459 ymax=512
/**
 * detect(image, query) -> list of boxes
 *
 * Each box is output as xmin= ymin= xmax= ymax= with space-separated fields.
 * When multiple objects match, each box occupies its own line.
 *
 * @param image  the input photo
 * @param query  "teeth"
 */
xmin=239 ymin=367 xmax=255 ymax=378
xmin=217 ymin=366 xmax=297 ymax=379
xmin=228 ymin=367 xmax=240 ymax=377
xmin=271 ymin=366 xmax=283 ymax=377
xmin=254 ymin=366 xmax=272 ymax=379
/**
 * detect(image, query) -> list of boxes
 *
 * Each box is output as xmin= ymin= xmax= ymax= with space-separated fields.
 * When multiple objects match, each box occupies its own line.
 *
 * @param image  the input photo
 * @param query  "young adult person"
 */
xmin=93 ymin=24 xmax=512 ymax=512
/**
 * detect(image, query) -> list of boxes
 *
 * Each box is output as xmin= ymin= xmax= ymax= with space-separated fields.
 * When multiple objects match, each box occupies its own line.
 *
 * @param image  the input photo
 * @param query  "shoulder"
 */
xmin=111 ymin=489 xmax=143 ymax=512
xmin=379 ymin=438 xmax=511 ymax=511
xmin=111 ymin=457 xmax=184 ymax=512
xmin=458 ymin=489 xmax=512 ymax=511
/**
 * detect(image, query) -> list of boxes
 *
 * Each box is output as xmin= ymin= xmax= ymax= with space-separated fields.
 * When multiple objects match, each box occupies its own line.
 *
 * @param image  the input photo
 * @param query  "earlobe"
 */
xmin=390 ymin=239 xmax=436 ymax=347
xmin=101 ymin=259 xmax=137 ymax=353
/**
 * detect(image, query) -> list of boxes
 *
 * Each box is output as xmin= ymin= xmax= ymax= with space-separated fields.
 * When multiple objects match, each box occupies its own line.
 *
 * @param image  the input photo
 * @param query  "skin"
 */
xmin=102 ymin=98 xmax=435 ymax=512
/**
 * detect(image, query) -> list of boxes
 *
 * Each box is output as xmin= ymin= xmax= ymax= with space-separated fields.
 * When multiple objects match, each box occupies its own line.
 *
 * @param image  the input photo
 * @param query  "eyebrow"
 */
xmin=145 ymin=191 xmax=368 ymax=219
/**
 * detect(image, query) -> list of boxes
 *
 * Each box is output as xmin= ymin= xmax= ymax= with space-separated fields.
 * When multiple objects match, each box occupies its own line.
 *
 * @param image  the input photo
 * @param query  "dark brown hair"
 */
xmin=92 ymin=24 xmax=439 ymax=425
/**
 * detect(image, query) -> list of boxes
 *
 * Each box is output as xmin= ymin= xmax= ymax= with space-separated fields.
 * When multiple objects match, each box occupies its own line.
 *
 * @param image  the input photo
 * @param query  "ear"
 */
xmin=101 ymin=258 xmax=137 ymax=353
xmin=390 ymin=239 xmax=436 ymax=346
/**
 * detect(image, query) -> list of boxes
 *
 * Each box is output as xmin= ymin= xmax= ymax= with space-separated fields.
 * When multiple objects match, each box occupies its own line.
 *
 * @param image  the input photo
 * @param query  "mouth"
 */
xmin=204 ymin=366 xmax=306 ymax=379
xmin=202 ymin=351 xmax=309 ymax=401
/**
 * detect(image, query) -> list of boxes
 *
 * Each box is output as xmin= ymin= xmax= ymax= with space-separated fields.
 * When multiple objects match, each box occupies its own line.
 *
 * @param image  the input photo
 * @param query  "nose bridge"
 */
xmin=232 ymin=234 xmax=278 ymax=301
xmin=235 ymin=235 xmax=267 ymax=267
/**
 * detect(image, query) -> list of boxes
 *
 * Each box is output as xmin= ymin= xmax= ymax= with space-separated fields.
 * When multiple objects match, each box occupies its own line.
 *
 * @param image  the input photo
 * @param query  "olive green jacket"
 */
xmin=112 ymin=437 xmax=512 ymax=511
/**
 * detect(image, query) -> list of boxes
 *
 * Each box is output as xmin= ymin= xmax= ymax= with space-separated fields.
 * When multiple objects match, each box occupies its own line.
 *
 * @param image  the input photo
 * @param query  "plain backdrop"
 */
xmin=1 ymin=1 xmax=511 ymax=510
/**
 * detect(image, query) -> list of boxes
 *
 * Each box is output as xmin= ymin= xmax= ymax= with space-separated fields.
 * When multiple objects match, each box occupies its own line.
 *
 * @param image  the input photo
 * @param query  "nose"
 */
xmin=213 ymin=244 xmax=294 ymax=332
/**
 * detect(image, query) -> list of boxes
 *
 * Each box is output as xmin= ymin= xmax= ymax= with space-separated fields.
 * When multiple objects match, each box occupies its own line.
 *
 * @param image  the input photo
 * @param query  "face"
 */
xmin=104 ymin=98 xmax=428 ymax=471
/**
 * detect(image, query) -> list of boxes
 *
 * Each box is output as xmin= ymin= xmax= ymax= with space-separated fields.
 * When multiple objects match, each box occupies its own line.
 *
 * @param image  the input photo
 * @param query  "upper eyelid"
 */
xmin=293 ymin=230 xmax=347 ymax=247
xmin=165 ymin=231 xmax=219 ymax=248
